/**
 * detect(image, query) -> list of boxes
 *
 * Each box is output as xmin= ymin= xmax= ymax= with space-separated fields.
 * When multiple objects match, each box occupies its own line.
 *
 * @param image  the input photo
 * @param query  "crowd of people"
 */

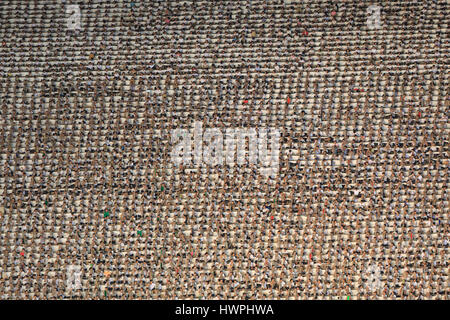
xmin=0 ymin=0 xmax=448 ymax=299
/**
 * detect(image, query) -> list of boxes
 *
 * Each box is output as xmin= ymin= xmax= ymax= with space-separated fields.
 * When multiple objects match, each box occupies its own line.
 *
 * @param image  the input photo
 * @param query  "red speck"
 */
xmin=323 ymin=208 xmax=325 ymax=214
xmin=271 ymin=216 xmax=274 ymax=220
xmin=20 ymin=251 xmax=24 ymax=256
xmin=331 ymin=11 xmax=336 ymax=16
xmin=309 ymin=253 xmax=312 ymax=260
xmin=165 ymin=18 xmax=170 ymax=24
xmin=302 ymin=30 xmax=308 ymax=36
xmin=191 ymin=251 xmax=193 ymax=256
xmin=411 ymin=233 xmax=413 ymax=239
xmin=418 ymin=112 xmax=421 ymax=117
xmin=243 ymin=100 xmax=248 ymax=104
xmin=287 ymin=97 xmax=291 ymax=104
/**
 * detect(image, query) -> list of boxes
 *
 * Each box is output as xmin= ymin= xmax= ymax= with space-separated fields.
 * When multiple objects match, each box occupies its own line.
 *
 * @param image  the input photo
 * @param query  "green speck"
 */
xmin=104 ymin=211 xmax=110 ymax=217
xmin=137 ymin=230 xmax=142 ymax=236
xmin=161 ymin=186 xmax=164 ymax=191
xmin=45 ymin=201 xmax=48 ymax=205
xmin=347 ymin=296 xmax=350 ymax=300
